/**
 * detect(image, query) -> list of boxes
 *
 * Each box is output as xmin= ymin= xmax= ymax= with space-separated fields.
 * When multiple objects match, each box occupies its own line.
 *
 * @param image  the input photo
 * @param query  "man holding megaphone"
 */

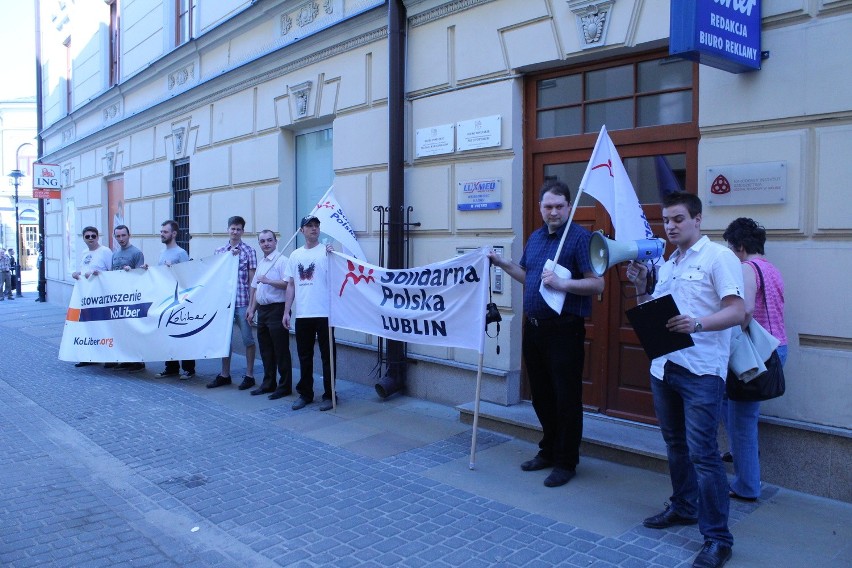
xmin=488 ymin=181 xmax=603 ymax=488
xmin=626 ymin=192 xmax=744 ymax=568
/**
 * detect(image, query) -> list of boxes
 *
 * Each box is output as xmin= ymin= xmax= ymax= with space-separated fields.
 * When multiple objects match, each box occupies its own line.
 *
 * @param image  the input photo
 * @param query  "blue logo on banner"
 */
xmin=670 ymin=0 xmax=762 ymax=74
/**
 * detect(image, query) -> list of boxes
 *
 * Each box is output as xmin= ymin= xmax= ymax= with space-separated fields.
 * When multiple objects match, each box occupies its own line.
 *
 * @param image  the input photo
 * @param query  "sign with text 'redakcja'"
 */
xmin=670 ymin=0 xmax=761 ymax=73
xmin=59 ymin=254 xmax=238 ymax=362
xmin=328 ymin=249 xmax=489 ymax=354
xmin=32 ymin=163 xmax=62 ymax=199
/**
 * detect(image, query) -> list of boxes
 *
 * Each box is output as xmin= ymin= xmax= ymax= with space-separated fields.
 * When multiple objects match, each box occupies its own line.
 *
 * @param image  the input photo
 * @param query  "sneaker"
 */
xmin=206 ymin=375 xmax=232 ymax=389
xmin=180 ymin=371 xmax=195 ymax=380
xmin=155 ymin=370 xmax=180 ymax=378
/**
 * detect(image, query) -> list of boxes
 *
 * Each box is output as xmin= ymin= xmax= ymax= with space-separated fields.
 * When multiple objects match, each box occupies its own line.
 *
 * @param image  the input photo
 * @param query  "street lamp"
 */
xmin=7 ymin=169 xmax=24 ymax=297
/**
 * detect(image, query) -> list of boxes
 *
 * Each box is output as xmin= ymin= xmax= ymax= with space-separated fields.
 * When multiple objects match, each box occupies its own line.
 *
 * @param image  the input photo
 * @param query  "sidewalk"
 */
xmin=0 ymin=285 xmax=850 ymax=567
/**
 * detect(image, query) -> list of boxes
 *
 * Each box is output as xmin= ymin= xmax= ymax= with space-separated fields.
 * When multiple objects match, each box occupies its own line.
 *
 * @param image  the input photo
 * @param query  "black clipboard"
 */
xmin=625 ymin=294 xmax=694 ymax=359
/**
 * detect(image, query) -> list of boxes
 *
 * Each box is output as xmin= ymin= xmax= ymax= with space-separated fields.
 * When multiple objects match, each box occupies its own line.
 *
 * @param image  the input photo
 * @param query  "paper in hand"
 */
xmin=539 ymin=258 xmax=571 ymax=315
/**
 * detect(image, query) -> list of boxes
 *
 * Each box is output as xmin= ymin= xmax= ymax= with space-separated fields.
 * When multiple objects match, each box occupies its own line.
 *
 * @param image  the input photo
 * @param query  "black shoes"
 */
xmin=74 ymin=362 xmax=94 ymax=367
xmin=692 ymin=541 xmax=732 ymax=568
xmin=126 ymin=363 xmax=146 ymax=373
xmin=319 ymin=399 xmax=335 ymax=411
xmin=206 ymin=375 xmax=231 ymax=389
xmin=268 ymin=388 xmax=292 ymax=400
xmin=721 ymin=451 xmax=733 ymax=463
xmin=238 ymin=376 xmax=256 ymax=390
xmin=292 ymin=396 xmax=311 ymax=410
xmin=643 ymin=503 xmax=698 ymax=529
xmin=520 ymin=455 xmax=553 ymax=472
xmin=180 ymin=371 xmax=195 ymax=380
xmin=543 ymin=467 xmax=576 ymax=487
xmin=251 ymin=383 xmax=276 ymax=396
xmin=103 ymin=363 xmax=117 ymax=369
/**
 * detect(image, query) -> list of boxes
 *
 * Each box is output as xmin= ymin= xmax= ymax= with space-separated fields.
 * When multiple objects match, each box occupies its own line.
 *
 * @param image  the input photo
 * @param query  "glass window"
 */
xmin=295 ymin=128 xmax=334 ymax=246
xmin=537 ymin=75 xmax=581 ymax=108
xmin=585 ymin=65 xmax=633 ymax=100
xmin=637 ymin=59 xmax=692 ymax=93
xmin=585 ymin=99 xmax=633 ymax=133
xmin=536 ymin=56 xmax=694 ymax=139
xmin=637 ymin=92 xmax=692 ymax=127
xmin=538 ymin=107 xmax=582 ymax=138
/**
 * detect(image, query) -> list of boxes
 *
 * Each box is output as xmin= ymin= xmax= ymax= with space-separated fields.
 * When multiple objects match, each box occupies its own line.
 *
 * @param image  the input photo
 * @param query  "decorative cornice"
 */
xmin=289 ymin=81 xmax=314 ymax=119
xmin=409 ymin=0 xmax=497 ymax=28
xmin=102 ymin=100 xmax=123 ymax=124
xmin=568 ymin=0 xmax=615 ymax=49
xmin=41 ymin=27 xmax=389 ymax=162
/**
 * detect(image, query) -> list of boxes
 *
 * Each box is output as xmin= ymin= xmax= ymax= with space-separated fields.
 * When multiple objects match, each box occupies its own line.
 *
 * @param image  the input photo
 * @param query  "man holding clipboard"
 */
xmin=626 ymin=193 xmax=744 ymax=568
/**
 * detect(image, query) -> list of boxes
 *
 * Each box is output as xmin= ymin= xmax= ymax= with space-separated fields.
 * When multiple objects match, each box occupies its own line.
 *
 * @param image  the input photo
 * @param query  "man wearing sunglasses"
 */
xmin=72 ymin=227 xmax=112 ymax=281
xmin=72 ymin=227 xmax=113 ymax=368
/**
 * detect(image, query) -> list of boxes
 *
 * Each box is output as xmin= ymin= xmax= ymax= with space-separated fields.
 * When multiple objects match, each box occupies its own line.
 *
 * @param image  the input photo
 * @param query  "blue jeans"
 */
xmin=723 ymin=344 xmax=787 ymax=498
xmin=652 ymin=362 xmax=732 ymax=546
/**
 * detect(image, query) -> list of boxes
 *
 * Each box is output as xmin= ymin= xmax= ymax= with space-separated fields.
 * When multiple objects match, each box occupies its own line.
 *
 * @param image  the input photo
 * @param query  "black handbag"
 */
xmin=726 ymin=261 xmax=785 ymax=402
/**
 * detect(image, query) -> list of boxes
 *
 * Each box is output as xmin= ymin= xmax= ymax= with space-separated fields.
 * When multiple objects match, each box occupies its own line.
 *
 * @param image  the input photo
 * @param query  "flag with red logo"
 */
xmin=309 ymin=187 xmax=367 ymax=260
xmin=328 ymin=249 xmax=490 ymax=353
xmin=580 ymin=125 xmax=654 ymax=241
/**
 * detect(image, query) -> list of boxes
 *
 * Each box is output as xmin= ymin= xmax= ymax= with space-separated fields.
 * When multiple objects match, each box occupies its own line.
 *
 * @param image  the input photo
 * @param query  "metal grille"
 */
xmin=172 ymin=159 xmax=191 ymax=254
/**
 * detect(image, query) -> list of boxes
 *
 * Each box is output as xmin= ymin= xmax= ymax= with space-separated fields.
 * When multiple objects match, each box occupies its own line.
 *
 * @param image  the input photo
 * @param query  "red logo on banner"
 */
xmin=339 ymin=260 xmax=375 ymax=296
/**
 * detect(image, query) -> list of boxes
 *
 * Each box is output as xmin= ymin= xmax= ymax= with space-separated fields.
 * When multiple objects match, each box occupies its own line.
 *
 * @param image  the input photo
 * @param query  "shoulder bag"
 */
xmin=726 ymin=261 xmax=786 ymax=401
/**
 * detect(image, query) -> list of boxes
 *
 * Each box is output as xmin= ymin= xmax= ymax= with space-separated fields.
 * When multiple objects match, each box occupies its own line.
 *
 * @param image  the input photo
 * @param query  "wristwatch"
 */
xmin=693 ymin=319 xmax=704 ymax=333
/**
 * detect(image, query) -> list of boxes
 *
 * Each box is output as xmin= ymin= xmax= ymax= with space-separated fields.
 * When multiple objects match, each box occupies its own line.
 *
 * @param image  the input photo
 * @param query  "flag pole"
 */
xmin=468 ymin=351 xmax=485 ymax=470
xmin=550 ymin=127 xmax=606 ymax=262
xmin=281 ymin=185 xmax=335 ymax=252
xmin=328 ymin=324 xmax=337 ymax=411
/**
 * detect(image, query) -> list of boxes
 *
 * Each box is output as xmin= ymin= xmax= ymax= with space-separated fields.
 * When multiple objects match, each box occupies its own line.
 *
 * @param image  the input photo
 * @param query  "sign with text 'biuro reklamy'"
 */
xmin=32 ymin=163 xmax=62 ymax=199
xmin=670 ymin=0 xmax=762 ymax=73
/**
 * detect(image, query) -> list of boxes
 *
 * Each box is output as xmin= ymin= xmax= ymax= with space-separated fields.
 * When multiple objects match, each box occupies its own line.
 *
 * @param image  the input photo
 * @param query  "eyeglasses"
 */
xmin=84 ymin=235 xmax=97 ymax=240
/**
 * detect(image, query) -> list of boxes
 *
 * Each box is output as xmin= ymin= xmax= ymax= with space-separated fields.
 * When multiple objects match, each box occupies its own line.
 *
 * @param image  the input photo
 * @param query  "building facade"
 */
xmin=37 ymin=0 xmax=851 ymax=500
xmin=0 ymin=98 xmax=39 ymax=271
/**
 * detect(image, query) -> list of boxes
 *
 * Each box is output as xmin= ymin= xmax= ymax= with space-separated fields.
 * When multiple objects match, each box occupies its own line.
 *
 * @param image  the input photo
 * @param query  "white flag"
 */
xmin=310 ymin=188 xmax=367 ymax=260
xmin=579 ymin=126 xmax=654 ymax=241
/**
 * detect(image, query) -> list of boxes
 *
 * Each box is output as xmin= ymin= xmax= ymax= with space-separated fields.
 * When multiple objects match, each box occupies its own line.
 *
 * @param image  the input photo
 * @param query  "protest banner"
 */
xmin=59 ymin=254 xmax=238 ymax=362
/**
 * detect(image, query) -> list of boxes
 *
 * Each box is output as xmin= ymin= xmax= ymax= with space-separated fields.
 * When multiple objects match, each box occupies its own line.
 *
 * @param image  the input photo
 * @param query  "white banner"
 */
xmin=310 ymin=187 xmax=366 ymax=260
xmin=328 ymin=249 xmax=490 ymax=353
xmin=580 ymin=125 xmax=654 ymax=241
xmin=59 ymin=254 xmax=238 ymax=362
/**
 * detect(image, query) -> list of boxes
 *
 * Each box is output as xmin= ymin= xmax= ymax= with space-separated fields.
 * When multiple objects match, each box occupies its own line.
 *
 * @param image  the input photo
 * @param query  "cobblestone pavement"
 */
xmin=1 ymin=297 xmax=850 ymax=567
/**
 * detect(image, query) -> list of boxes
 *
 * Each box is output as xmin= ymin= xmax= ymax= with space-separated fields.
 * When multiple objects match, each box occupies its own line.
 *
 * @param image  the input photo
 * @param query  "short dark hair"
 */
xmin=114 ymin=224 xmax=130 ymax=235
xmin=227 ymin=216 xmax=246 ymax=229
xmin=82 ymin=226 xmax=99 ymax=237
xmin=723 ymin=217 xmax=766 ymax=255
xmin=539 ymin=180 xmax=572 ymax=203
xmin=161 ymin=220 xmax=179 ymax=232
xmin=258 ymin=229 xmax=277 ymax=240
xmin=662 ymin=192 xmax=702 ymax=218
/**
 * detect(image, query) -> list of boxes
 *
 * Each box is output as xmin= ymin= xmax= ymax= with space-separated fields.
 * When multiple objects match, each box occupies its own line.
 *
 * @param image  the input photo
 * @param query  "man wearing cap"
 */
xmin=282 ymin=215 xmax=337 ymax=411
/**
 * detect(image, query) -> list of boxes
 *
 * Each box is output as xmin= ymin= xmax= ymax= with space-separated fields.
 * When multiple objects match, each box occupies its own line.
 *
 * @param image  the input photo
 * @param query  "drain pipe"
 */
xmin=375 ymin=0 xmax=407 ymax=399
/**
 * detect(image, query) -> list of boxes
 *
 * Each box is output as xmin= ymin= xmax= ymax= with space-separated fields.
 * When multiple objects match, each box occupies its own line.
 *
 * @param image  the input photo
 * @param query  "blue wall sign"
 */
xmin=670 ymin=0 xmax=762 ymax=73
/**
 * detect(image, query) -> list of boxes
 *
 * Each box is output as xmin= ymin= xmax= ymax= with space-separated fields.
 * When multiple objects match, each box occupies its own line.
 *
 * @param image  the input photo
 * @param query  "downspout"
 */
xmin=375 ymin=0 xmax=407 ymax=398
xmin=35 ymin=0 xmax=47 ymax=303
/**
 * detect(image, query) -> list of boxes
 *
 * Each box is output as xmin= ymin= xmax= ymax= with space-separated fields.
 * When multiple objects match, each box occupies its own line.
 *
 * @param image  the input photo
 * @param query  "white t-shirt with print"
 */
xmin=284 ymin=244 xmax=329 ymax=319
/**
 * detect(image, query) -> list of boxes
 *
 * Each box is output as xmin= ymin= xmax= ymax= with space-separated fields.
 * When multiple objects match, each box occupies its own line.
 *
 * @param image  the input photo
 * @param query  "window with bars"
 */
xmin=172 ymin=159 xmax=190 ymax=254
xmin=535 ymin=57 xmax=694 ymax=138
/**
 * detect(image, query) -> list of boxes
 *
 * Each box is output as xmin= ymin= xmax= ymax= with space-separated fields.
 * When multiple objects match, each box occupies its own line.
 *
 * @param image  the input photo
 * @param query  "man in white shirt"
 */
xmin=72 ymin=227 xmax=113 ymax=368
xmin=627 ymin=193 xmax=744 ymax=568
xmin=282 ymin=216 xmax=336 ymax=411
xmin=246 ymin=230 xmax=292 ymax=399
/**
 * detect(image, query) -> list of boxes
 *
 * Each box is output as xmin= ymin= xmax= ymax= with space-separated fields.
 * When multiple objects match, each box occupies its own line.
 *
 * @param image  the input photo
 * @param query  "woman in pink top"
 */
xmin=722 ymin=218 xmax=787 ymax=501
